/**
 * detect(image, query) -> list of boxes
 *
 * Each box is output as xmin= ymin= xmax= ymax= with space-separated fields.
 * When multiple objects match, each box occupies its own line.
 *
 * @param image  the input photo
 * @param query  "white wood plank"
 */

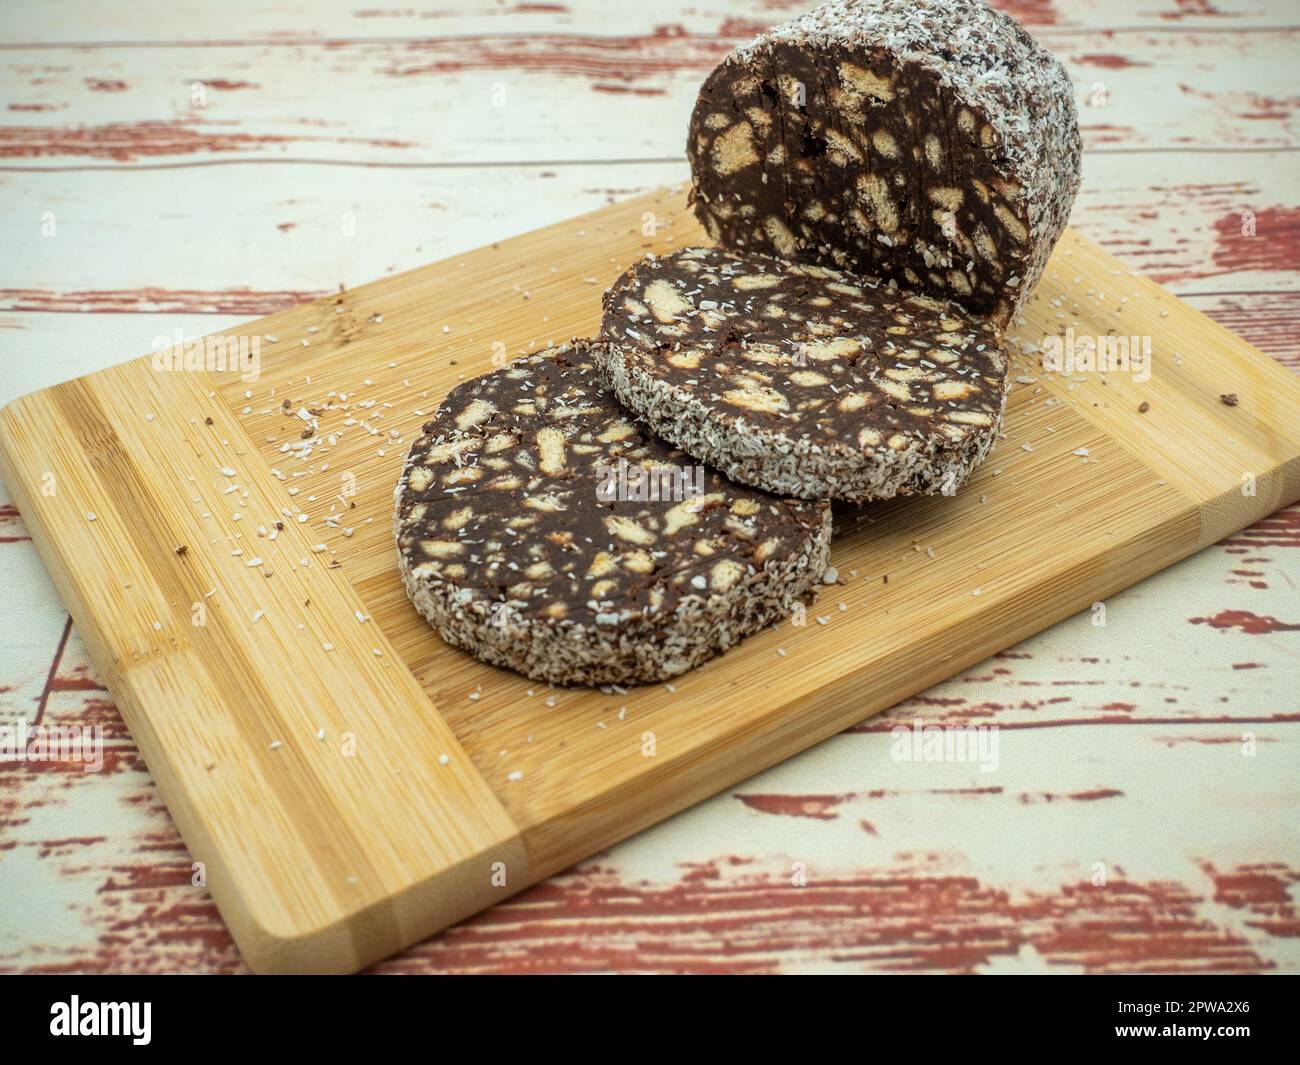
xmin=1 ymin=153 xmax=1293 ymax=319
xmin=1 ymin=29 xmax=1296 ymax=167
xmin=3 ymin=0 xmax=1292 ymax=47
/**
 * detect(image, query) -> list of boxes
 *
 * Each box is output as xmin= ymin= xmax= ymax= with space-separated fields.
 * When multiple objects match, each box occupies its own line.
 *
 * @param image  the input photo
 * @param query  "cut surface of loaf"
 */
xmin=394 ymin=342 xmax=832 ymax=686
xmin=687 ymin=0 xmax=1081 ymax=327
xmin=598 ymin=246 xmax=1008 ymax=503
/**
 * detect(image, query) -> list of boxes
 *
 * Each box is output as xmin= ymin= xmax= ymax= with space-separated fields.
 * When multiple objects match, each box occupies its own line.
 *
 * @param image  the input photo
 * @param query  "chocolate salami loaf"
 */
xmin=598 ymin=246 xmax=1007 ymax=503
xmin=687 ymin=0 xmax=1081 ymax=327
xmin=395 ymin=343 xmax=831 ymax=686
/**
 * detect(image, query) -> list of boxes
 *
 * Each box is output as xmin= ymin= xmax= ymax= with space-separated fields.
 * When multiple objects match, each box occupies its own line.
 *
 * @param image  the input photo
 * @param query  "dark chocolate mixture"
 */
xmin=601 ymin=246 xmax=1006 ymax=454
xmin=396 ymin=344 xmax=829 ymax=628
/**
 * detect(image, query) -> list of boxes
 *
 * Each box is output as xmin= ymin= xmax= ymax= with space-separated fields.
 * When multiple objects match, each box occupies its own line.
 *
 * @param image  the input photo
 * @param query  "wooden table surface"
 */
xmin=0 ymin=0 xmax=1297 ymax=975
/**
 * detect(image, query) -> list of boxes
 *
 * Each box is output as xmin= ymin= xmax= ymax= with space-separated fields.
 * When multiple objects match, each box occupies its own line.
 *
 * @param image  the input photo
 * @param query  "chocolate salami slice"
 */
xmin=686 ymin=0 xmax=1081 ymax=327
xmin=394 ymin=343 xmax=831 ymax=686
xmin=597 ymin=246 xmax=1007 ymax=502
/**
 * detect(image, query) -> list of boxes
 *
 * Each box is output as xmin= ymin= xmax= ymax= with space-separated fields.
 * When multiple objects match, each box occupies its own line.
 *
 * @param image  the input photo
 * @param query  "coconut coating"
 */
xmin=687 ymin=0 xmax=1081 ymax=327
xmin=394 ymin=342 xmax=831 ymax=686
xmin=598 ymin=246 xmax=1007 ymax=502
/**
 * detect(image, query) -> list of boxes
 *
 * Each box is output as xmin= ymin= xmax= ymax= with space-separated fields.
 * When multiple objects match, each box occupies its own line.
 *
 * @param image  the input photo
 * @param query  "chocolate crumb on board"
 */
xmin=1138 ymin=401 xmax=1150 ymax=414
xmin=686 ymin=0 xmax=1081 ymax=328
xmin=394 ymin=342 xmax=831 ymax=686
xmin=1220 ymin=393 xmax=1239 ymax=407
xmin=598 ymin=246 xmax=1007 ymax=502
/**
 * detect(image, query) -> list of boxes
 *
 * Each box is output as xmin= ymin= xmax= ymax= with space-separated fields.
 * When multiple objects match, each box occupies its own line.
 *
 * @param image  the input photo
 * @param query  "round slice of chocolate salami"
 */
xmin=394 ymin=343 xmax=831 ymax=687
xmin=597 ymin=246 xmax=1007 ymax=503
xmin=687 ymin=0 xmax=1081 ymax=327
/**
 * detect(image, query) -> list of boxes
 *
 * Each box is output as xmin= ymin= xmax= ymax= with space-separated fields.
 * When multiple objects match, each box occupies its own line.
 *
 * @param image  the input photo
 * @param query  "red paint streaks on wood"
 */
xmin=361 ymin=861 xmax=1272 ymax=974
xmin=1218 ymin=505 xmax=1300 ymax=550
xmin=1213 ymin=207 xmax=1300 ymax=274
xmin=1231 ymin=662 xmax=1265 ymax=670
xmin=900 ymin=693 xmax=968 ymax=707
xmin=1019 ymin=788 xmax=1124 ymax=804
xmin=2 ymin=664 xmax=1277 ymax=970
xmin=381 ymin=30 xmax=733 ymax=85
xmin=7 ymin=103 xmax=57 ymax=112
xmin=590 ymin=83 xmax=666 ymax=96
xmin=59 ymin=701 xmax=130 ymax=746
xmin=735 ymin=792 xmax=852 ymax=820
xmin=202 ymin=80 xmax=260 ymax=90
xmin=1068 ymin=788 xmax=1125 ymax=802
xmin=1151 ymin=734 xmax=1267 ymax=746
xmin=346 ymin=1 xmax=573 ymax=13
xmin=1030 ymin=879 xmax=1261 ymax=973
xmin=1072 ymin=184 xmax=1291 ymax=290
xmin=49 ymin=673 xmax=109 ymax=694
xmin=0 ymin=287 xmax=325 ymax=315
xmin=716 ymin=17 xmax=776 ymax=38
xmin=100 ymin=861 xmax=196 ymax=893
xmin=1188 ymin=609 xmax=1300 ymax=635
xmin=986 ymin=0 xmax=1060 ymax=26
xmin=1204 ymin=863 xmax=1300 ymax=938
xmin=1079 ymin=122 xmax=1139 ymax=147
xmin=0 ymin=503 xmax=31 ymax=543
xmin=0 ymin=120 xmax=414 ymax=162
xmin=739 ymin=785 xmax=1011 ymax=807
xmin=1075 ymin=54 xmax=1151 ymax=70
xmin=37 ymin=836 xmax=108 ymax=858
xmin=84 ymin=79 xmax=128 ymax=93
xmin=875 ymin=713 xmax=1300 ymax=732
xmin=0 ymin=745 xmax=144 ymax=781
xmin=0 ymin=120 xmax=291 ymax=161
xmin=1159 ymin=0 xmax=1231 ymax=20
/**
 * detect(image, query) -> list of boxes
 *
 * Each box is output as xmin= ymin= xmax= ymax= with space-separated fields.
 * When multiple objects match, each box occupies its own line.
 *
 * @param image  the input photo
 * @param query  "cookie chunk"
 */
xmin=687 ymin=0 xmax=1081 ymax=327
xmin=598 ymin=246 xmax=1007 ymax=502
xmin=394 ymin=343 xmax=831 ymax=686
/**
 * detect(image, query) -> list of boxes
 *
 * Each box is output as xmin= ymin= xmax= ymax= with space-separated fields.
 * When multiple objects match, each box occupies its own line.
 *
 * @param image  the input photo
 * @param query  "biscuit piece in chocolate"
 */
xmin=598 ymin=246 xmax=1007 ymax=503
xmin=687 ymin=0 xmax=1081 ymax=327
xmin=394 ymin=343 xmax=831 ymax=686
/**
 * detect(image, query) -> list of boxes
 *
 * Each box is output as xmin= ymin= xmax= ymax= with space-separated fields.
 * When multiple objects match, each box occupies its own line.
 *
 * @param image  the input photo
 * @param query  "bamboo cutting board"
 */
xmin=2 ymin=187 xmax=1299 ymax=974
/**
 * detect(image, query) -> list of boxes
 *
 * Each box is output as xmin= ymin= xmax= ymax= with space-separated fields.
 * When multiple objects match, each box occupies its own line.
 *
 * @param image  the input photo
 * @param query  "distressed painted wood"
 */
xmin=2 ymin=185 xmax=1299 ymax=971
xmin=1 ymin=29 xmax=1296 ymax=166
xmin=6 ymin=0 xmax=1290 ymax=46
xmin=2 ymin=151 xmax=1297 ymax=315
xmin=1 ymin=0 xmax=1297 ymax=975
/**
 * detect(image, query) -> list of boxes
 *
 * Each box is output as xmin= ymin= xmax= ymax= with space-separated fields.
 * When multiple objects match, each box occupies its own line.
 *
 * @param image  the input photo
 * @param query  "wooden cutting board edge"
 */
xmin=0 ymin=368 xmax=531 ymax=974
